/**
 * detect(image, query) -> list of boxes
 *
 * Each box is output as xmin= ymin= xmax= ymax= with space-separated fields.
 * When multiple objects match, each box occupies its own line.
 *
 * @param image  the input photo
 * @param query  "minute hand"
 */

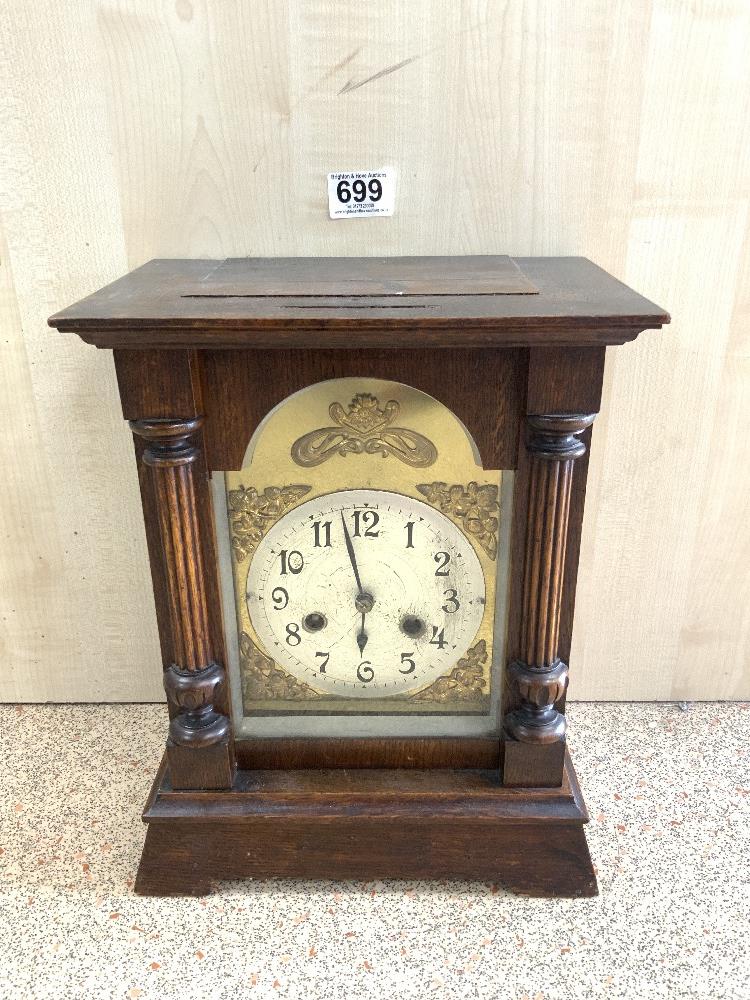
xmin=341 ymin=512 xmax=365 ymax=595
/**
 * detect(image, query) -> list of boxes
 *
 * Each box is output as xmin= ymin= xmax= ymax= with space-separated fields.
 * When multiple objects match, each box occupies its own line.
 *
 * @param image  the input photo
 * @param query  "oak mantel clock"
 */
xmin=49 ymin=256 xmax=668 ymax=897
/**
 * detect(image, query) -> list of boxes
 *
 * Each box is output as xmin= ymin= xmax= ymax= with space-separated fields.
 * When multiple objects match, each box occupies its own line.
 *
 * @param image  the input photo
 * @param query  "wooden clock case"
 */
xmin=49 ymin=256 xmax=668 ymax=897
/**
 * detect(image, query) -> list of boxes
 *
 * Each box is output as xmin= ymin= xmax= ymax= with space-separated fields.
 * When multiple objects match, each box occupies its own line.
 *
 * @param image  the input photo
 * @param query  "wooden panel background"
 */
xmin=0 ymin=1 xmax=748 ymax=702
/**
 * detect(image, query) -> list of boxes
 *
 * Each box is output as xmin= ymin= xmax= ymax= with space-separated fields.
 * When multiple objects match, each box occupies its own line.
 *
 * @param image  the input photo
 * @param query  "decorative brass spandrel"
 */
xmin=227 ymin=484 xmax=311 ymax=562
xmin=291 ymin=393 xmax=437 ymax=468
xmin=416 ymin=482 xmax=500 ymax=560
xmin=239 ymin=631 xmax=321 ymax=703
xmin=223 ymin=378 xmax=505 ymax=719
xmin=412 ymin=640 xmax=489 ymax=703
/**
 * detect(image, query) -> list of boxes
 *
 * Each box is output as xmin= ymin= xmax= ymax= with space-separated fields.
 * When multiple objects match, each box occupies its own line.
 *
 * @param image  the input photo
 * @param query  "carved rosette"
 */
xmin=131 ymin=417 xmax=232 ymax=754
xmin=504 ymin=413 xmax=596 ymax=745
xmin=416 ymin=481 xmax=500 ymax=559
xmin=227 ymin=484 xmax=311 ymax=562
xmin=291 ymin=393 xmax=437 ymax=468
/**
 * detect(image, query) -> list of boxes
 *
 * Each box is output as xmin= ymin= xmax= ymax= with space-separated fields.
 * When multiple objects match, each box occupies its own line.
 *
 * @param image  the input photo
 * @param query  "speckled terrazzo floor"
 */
xmin=0 ymin=704 xmax=748 ymax=1000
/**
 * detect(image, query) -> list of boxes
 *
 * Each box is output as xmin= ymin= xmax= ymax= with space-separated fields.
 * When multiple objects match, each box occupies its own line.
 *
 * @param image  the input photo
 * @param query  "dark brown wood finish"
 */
xmin=198 ymin=348 xmax=524 ymax=471
xmin=235 ymin=737 xmax=501 ymax=771
xmin=49 ymin=255 xmax=669 ymax=897
xmin=503 ymin=414 xmax=595 ymax=787
xmin=129 ymin=417 xmax=235 ymax=790
xmin=114 ymin=350 xmax=229 ymax=712
xmin=49 ymin=256 xmax=669 ymax=349
xmin=134 ymin=751 xmax=596 ymax=897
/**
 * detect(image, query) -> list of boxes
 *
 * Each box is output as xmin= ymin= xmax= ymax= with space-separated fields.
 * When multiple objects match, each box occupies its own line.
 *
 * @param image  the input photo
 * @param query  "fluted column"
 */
xmin=504 ymin=414 xmax=596 ymax=747
xmin=131 ymin=417 xmax=234 ymax=788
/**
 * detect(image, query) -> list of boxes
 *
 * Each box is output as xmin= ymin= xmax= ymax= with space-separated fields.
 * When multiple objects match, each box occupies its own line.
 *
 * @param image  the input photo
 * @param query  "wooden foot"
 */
xmin=496 ymin=823 xmax=597 ymax=897
xmin=135 ymin=825 xmax=212 ymax=897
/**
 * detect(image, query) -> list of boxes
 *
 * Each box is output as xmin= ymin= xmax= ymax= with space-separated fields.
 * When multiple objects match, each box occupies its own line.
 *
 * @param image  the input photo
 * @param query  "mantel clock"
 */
xmin=49 ymin=255 xmax=668 ymax=897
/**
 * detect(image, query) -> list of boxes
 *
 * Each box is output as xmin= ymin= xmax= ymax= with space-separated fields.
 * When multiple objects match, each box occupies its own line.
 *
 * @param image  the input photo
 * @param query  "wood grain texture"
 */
xmin=198 ymin=347 xmax=523 ymax=471
xmin=129 ymin=417 xmax=234 ymax=786
xmin=1 ymin=1 xmax=748 ymax=701
xmin=134 ymin=752 xmax=596 ymax=897
xmin=48 ymin=255 xmax=667 ymax=348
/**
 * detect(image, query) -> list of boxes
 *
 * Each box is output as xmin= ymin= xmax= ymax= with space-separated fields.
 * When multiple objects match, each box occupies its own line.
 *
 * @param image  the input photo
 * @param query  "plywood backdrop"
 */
xmin=1 ymin=0 xmax=748 ymax=702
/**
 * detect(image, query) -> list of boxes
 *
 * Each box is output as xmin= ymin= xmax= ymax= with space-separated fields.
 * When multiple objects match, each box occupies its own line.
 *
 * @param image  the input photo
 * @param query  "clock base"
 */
xmin=134 ymin=750 xmax=597 ymax=898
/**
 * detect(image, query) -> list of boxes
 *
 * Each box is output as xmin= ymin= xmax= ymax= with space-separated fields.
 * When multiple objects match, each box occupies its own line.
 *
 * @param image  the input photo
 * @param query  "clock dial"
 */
xmin=246 ymin=489 xmax=486 ymax=698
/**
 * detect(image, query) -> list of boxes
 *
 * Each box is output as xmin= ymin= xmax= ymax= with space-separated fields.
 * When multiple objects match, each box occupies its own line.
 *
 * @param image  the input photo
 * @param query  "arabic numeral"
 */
xmin=442 ymin=589 xmax=460 ymax=613
xmin=404 ymin=522 xmax=415 ymax=548
xmin=434 ymin=551 xmax=451 ymax=576
xmin=312 ymin=520 xmax=332 ymax=547
xmin=315 ymin=651 xmax=330 ymax=674
xmin=271 ymin=587 xmax=289 ymax=610
xmin=285 ymin=622 xmax=301 ymax=646
xmin=280 ymin=550 xmax=304 ymax=575
xmin=429 ymin=626 xmax=447 ymax=649
xmin=399 ymin=652 xmax=416 ymax=674
xmin=352 ymin=509 xmax=379 ymax=538
xmin=357 ymin=661 xmax=374 ymax=683
xmin=336 ymin=178 xmax=382 ymax=204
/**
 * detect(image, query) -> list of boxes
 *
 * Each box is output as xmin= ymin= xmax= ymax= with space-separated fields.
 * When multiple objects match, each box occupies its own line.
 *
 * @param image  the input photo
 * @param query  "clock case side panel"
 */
xmin=197 ymin=348 xmax=525 ymax=770
xmin=113 ymin=349 xmax=235 ymax=789
xmin=502 ymin=346 xmax=606 ymax=787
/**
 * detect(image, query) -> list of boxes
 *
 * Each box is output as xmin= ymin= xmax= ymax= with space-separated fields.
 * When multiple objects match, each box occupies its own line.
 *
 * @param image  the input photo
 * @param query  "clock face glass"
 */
xmin=216 ymin=377 xmax=511 ymax=739
xmin=245 ymin=490 xmax=486 ymax=699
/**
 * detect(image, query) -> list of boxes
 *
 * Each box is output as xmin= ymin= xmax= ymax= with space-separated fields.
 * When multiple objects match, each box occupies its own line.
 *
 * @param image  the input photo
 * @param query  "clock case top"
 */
xmin=49 ymin=255 xmax=668 ymax=349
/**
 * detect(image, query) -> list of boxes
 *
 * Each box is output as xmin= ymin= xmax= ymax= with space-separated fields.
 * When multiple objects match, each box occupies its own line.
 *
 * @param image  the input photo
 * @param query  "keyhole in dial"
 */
xmin=303 ymin=612 xmax=327 ymax=632
xmin=401 ymin=615 xmax=426 ymax=638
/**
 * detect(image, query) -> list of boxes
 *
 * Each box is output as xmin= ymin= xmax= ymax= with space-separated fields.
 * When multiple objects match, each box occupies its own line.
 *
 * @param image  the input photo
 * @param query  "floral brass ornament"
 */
xmin=239 ymin=632 xmax=321 ymax=703
xmin=412 ymin=640 xmax=489 ymax=703
xmin=416 ymin=481 xmax=500 ymax=560
xmin=291 ymin=393 xmax=437 ymax=468
xmin=227 ymin=484 xmax=311 ymax=562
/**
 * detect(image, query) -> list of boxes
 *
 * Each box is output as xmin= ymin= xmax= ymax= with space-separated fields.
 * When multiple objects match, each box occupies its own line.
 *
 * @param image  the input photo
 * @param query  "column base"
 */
xmin=502 ymin=737 xmax=566 ymax=788
xmin=166 ymin=736 xmax=235 ymax=790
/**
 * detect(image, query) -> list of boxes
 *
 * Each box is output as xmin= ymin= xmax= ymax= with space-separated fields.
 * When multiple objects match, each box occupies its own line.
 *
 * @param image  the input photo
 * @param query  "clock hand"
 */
xmin=357 ymin=612 xmax=368 ymax=655
xmin=340 ymin=511 xmax=365 ymax=596
xmin=341 ymin=514 xmax=374 ymax=657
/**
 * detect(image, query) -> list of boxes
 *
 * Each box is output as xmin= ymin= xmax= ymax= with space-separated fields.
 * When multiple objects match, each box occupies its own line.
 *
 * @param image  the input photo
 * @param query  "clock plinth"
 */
xmin=49 ymin=255 xmax=668 ymax=897
xmin=134 ymin=750 xmax=596 ymax=898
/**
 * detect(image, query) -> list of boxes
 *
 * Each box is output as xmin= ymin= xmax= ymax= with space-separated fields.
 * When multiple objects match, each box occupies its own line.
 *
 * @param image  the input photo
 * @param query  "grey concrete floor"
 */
xmin=0 ymin=703 xmax=748 ymax=1000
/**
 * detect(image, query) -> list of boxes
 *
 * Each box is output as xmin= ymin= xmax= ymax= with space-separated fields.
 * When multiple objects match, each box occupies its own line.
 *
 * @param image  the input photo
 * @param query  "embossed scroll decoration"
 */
xmin=239 ymin=632 xmax=321 ymax=703
xmin=227 ymin=484 xmax=311 ymax=562
xmin=412 ymin=640 xmax=489 ymax=703
xmin=416 ymin=482 xmax=500 ymax=559
xmin=291 ymin=393 xmax=437 ymax=468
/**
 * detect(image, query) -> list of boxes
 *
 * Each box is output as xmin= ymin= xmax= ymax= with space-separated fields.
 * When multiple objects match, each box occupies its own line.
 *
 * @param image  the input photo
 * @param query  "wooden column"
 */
xmin=503 ymin=413 xmax=596 ymax=787
xmin=131 ymin=416 xmax=235 ymax=790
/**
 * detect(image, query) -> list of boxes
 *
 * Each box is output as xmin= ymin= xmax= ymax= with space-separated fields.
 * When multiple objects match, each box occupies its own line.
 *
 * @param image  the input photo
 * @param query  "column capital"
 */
xmin=526 ymin=413 xmax=596 ymax=461
xmin=130 ymin=417 xmax=204 ymax=467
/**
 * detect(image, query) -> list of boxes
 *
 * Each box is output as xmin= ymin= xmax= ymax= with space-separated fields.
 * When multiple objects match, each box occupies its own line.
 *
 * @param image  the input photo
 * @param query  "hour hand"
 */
xmin=357 ymin=613 xmax=368 ymax=655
